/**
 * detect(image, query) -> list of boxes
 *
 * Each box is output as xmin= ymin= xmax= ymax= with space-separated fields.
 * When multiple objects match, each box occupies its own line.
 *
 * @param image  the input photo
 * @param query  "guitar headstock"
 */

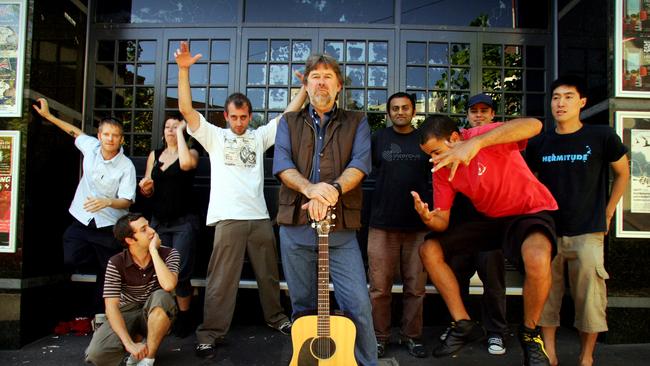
xmin=311 ymin=207 xmax=336 ymax=235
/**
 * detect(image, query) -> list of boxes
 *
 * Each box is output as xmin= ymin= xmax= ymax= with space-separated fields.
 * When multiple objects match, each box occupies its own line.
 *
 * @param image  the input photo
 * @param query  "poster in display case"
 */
xmin=0 ymin=130 xmax=19 ymax=253
xmin=615 ymin=111 xmax=650 ymax=238
xmin=0 ymin=1 xmax=26 ymax=116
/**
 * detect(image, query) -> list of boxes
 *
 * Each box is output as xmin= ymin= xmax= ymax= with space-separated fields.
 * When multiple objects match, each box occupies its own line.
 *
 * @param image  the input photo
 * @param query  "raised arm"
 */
xmin=176 ymin=120 xmax=199 ymax=171
xmin=149 ymin=233 xmax=178 ymax=292
xmin=175 ymin=41 xmax=203 ymax=132
xmin=606 ymin=154 xmax=630 ymax=232
xmin=434 ymin=117 xmax=542 ymax=180
xmin=32 ymin=98 xmax=84 ymax=138
xmin=283 ymin=71 xmax=307 ymax=114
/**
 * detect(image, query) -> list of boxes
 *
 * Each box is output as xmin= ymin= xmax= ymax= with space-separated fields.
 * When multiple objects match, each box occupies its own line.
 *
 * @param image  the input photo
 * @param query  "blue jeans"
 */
xmin=280 ymin=225 xmax=377 ymax=366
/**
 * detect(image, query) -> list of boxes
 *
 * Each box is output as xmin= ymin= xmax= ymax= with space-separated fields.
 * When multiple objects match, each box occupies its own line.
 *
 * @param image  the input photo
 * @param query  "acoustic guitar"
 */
xmin=289 ymin=208 xmax=358 ymax=366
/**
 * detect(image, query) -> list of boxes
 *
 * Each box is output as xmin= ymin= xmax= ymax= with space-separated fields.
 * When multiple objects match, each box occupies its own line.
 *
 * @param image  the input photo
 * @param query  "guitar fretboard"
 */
xmin=317 ymin=233 xmax=330 ymax=337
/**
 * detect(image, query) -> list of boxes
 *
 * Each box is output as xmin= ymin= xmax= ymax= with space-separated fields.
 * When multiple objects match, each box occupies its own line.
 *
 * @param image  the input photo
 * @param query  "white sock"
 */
xmin=136 ymin=358 xmax=155 ymax=366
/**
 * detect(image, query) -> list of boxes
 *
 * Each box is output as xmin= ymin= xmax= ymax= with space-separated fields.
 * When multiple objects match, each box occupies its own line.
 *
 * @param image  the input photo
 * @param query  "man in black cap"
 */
xmin=439 ymin=93 xmax=509 ymax=356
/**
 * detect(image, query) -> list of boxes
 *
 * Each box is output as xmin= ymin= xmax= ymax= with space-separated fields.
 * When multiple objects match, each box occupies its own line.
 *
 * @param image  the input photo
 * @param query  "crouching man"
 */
xmin=85 ymin=213 xmax=180 ymax=366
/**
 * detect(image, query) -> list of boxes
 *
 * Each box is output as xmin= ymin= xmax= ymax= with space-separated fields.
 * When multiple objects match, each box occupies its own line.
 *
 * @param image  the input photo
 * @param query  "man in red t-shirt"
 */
xmin=411 ymin=115 xmax=558 ymax=366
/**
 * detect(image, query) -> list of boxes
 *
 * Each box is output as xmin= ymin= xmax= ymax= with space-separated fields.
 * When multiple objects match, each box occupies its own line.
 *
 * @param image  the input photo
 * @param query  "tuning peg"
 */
xmin=331 ymin=214 xmax=336 ymax=220
xmin=311 ymin=223 xmax=316 ymax=228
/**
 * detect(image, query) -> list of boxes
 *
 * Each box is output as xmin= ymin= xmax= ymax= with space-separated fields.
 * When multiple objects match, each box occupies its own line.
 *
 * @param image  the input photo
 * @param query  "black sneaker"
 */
xmin=268 ymin=320 xmax=292 ymax=335
xmin=400 ymin=337 xmax=427 ymax=358
xmin=518 ymin=325 xmax=550 ymax=366
xmin=377 ymin=340 xmax=387 ymax=358
xmin=433 ymin=320 xmax=486 ymax=357
xmin=195 ymin=343 xmax=216 ymax=359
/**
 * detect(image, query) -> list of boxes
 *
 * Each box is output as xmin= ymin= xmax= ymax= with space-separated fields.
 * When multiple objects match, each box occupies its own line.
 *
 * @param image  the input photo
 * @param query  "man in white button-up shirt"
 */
xmin=33 ymin=98 xmax=136 ymax=314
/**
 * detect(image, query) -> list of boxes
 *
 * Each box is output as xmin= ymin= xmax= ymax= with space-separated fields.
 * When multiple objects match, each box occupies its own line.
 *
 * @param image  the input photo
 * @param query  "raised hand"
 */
xmin=174 ymin=41 xmax=202 ymax=69
xmin=432 ymin=139 xmax=480 ymax=181
xmin=294 ymin=69 xmax=304 ymax=84
xmin=149 ymin=232 xmax=161 ymax=253
xmin=32 ymin=98 xmax=52 ymax=119
xmin=177 ymin=120 xmax=187 ymax=133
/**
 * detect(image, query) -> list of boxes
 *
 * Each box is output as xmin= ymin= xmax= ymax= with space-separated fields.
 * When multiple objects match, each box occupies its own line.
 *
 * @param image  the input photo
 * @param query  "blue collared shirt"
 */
xmin=273 ymin=104 xmax=371 ymax=246
xmin=273 ymin=104 xmax=371 ymax=179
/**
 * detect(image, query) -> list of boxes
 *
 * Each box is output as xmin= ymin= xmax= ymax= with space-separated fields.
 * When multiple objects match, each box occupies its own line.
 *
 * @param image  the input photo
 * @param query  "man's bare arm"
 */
xmin=105 ymin=297 xmax=147 ymax=359
xmin=333 ymin=167 xmax=365 ymax=195
xmin=277 ymin=168 xmax=338 ymax=206
xmin=175 ymin=41 xmax=202 ymax=132
xmin=83 ymin=197 xmax=132 ymax=213
xmin=149 ymin=234 xmax=178 ymax=291
xmin=32 ymin=98 xmax=84 ymax=138
xmin=434 ymin=117 xmax=543 ymax=180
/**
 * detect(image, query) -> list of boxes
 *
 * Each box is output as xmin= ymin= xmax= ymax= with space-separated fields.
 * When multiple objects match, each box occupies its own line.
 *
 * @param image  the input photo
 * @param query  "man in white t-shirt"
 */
xmin=174 ymin=41 xmax=305 ymax=359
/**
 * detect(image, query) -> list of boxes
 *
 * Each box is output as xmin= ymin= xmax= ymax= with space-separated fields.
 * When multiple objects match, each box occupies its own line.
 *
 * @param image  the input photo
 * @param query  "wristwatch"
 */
xmin=332 ymin=182 xmax=343 ymax=196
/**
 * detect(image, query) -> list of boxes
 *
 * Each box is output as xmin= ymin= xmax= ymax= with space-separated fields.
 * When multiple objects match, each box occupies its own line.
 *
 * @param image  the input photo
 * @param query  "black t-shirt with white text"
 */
xmin=526 ymin=124 xmax=627 ymax=236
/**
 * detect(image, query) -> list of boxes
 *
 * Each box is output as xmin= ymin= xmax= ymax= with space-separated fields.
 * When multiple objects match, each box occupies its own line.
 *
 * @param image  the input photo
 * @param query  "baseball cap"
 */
xmin=468 ymin=93 xmax=494 ymax=109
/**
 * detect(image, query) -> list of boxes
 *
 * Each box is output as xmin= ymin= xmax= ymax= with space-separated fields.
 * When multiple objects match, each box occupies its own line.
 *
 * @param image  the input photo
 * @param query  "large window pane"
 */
xmin=245 ymin=0 xmax=394 ymax=24
xmin=401 ymin=0 xmax=547 ymax=29
xmin=96 ymin=0 xmax=238 ymax=23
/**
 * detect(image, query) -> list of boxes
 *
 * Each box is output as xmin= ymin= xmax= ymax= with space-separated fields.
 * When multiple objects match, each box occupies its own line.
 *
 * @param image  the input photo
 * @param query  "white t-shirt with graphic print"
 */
xmin=188 ymin=113 xmax=278 ymax=225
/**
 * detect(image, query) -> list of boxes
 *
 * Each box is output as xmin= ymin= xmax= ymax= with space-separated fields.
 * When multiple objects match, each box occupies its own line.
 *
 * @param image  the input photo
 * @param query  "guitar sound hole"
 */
xmin=310 ymin=337 xmax=336 ymax=359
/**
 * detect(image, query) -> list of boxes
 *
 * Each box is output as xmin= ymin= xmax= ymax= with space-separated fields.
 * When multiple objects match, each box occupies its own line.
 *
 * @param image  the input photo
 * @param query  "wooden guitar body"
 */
xmin=289 ymin=314 xmax=358 ymax=366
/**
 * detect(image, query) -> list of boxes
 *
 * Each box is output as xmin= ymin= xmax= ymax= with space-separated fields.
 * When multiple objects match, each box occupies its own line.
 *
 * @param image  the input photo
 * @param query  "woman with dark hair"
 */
xmin=138 ymin=113 xmax=199 ymax=337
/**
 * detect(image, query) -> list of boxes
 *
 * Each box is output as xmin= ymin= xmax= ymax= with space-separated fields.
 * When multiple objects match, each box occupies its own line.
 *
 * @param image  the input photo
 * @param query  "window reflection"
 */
xmin=347 ymin=41 xmax=366 ymax=63
xmin=271 ymin=40 xmax=290 ymax=62
xmin=245 ymin=0 xmax=393 ymax=24
xmin=292 ymin=41 xmax=312 ymax=62
xmin=324 ymin=41 xmax=344 ymax=62
xmin=401 ymin=0 xmax=547 ymax=29
xmin=368 ymin=66 xmax=387 ymax=87
xmin=269 ymin=88 xmax=288 ymax=110
xmin=96 ymin=0 xmax=238 ymax=23
xmin=369 ymin=42 xmax=388 ymax=63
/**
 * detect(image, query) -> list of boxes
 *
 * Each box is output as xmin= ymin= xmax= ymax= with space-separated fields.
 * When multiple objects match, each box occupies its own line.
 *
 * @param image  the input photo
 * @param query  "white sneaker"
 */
xmin=125 ymin=354 xmax=138 ymax=366
xmin=487 ymin=335 xmax=506 ymax=355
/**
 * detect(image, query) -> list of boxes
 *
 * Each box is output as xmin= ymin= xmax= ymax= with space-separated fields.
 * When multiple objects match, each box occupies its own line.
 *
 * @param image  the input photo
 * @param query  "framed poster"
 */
xmin=0 ymin=130 xmax=19 ymax=253
xmin=615 ymin=111 xmax=650 ymax=238
xmin=0 ymin=0 xmax=26 ymax=117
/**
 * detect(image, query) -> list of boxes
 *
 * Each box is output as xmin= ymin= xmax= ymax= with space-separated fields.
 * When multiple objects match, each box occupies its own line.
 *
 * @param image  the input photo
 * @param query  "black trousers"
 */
xmin=63 ymin=218 xmax=122 ymax=314
xmin=448 ymin=249 xmax=508 ymax=336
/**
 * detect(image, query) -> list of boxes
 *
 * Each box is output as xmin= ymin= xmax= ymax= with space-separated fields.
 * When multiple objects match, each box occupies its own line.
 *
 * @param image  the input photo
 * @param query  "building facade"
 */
xmin=0 ymin=0 xmax=648 ymax=348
